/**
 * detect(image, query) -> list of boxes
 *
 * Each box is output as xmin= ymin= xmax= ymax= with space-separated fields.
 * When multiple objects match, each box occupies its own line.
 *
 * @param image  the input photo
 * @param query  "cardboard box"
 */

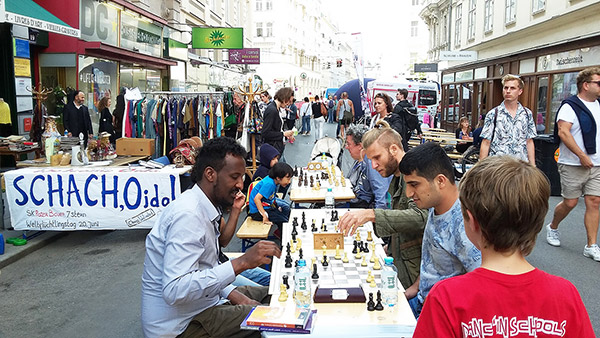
xmin=116 ymin=138 xmax=155 ymax=156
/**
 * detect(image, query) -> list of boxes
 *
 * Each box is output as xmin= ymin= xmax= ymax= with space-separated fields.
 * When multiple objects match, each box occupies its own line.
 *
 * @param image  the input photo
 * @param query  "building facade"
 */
xmin=420 ymin=0 xmax=600 ymax=132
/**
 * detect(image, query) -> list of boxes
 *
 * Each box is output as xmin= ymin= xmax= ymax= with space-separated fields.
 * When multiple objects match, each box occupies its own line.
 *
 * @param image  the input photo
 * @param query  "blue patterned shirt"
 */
xmin=480 ymin=101 xmax=537 ymax=161
xmin=417 ymin=198 xmax=481 ymax=304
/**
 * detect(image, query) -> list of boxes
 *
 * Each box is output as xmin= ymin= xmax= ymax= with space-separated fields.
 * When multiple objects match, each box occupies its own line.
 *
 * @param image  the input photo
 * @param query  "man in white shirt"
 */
xmin=546 ymin=67 xmax=600 ymax=262
xmin=141 ymin=137 xmax=281 ymax=337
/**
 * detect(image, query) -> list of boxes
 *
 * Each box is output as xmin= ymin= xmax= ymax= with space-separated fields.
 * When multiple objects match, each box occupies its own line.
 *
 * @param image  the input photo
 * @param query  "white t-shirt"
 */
xmin=300 ymin=102 xmax=311 ymax=117
xmin=556 ymin=97 xmax=600 ymax=166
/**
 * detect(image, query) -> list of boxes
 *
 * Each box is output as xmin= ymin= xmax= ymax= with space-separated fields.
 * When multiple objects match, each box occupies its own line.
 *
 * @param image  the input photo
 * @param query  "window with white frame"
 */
xmin=467 ymin=0 xmax=476 ymax=40
xmin=442 ymin=12 xmax=448 ymax=44
xmin=455 ymin=4 xmax=462 ymax=46
xmin=256 ymin=0 xmax=263 ymax=11
xmin=266 ymin=0 xmax=272 ymax=10
xmin=532 ymin=0 xmax=545 ymax=13
xmin=505 ymin=0 xmax=516 ymax=24
xmin=411 ymin=21 xmax=418 ymax=37
xmin=412 ymin=0 xmax=419 ymax=5
xmin=484 ymin=0 xmax=494 ymax=33
xmin=256 ymin=22 xmax=263 ymax=37
xmin=266 ymin=22 xmax=273 ymax=37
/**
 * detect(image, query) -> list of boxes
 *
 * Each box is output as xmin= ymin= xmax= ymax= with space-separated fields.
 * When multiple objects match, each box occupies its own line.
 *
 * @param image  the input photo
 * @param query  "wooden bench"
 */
xmin=236 ymin=216 xmax=273 ymax=252
xmin=446 ymin=152 xmax=463 ymax=160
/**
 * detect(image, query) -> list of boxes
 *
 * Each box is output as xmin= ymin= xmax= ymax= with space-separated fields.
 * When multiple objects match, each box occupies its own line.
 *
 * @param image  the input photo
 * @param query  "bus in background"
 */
xmin=366 ymin=79 xmax=440 ymax=122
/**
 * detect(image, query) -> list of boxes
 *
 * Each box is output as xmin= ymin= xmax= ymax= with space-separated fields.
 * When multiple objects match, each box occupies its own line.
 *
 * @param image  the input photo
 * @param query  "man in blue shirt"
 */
xmin=141 ymin=137 xmax=281 ymax=337
xmin=399 ymin=142 xmax=481 ymax=319
xmin=249 ymin=162 xmax=293 ymax=228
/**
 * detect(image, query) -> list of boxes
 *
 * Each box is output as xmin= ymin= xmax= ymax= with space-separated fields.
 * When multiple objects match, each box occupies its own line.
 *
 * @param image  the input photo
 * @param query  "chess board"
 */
xmin=269 ymin=208 xmax=386 ymax=296
xmin=289 ymin=167 xmax=356 ymax=203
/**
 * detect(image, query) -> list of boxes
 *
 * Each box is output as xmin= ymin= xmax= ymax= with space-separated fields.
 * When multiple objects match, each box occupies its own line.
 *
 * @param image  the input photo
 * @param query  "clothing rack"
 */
xmin=140 ymin=91 xmax=227 ymax=96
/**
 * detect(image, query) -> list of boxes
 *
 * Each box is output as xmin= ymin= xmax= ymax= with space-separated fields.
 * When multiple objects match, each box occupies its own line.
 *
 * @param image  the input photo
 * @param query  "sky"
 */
xmin=323 ymin=0 xmax=407 ymax=77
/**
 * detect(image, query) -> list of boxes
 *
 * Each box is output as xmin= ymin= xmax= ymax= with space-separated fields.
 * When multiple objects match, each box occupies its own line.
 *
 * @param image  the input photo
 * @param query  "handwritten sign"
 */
xmin=4 ymin=167 xmax=183 ymax=230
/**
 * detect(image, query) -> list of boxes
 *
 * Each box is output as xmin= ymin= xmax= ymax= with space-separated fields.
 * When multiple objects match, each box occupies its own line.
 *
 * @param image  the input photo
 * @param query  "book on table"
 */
xmin=241 ymin=309 xmax=317 ymax=334
xmin=242 ymin=306 xmax=314 ymax=329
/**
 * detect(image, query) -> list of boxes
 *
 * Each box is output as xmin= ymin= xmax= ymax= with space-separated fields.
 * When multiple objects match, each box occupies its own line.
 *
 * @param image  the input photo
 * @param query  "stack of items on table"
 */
xmin=0 ymin=135 xmax=37 ymax=151
xmin=240 ymin=306 xmax=317 ymax=334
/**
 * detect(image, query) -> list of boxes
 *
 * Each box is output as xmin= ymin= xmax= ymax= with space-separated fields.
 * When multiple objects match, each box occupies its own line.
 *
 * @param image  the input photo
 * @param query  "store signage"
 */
xmin=229 ymin=48 xmax=260 ymax=64
xmin=23 ymin=117 xmax=31 ymax=132
xmin=14 ymin=38 xmax=30 ymax=58
xmin=191 ymin=27 xmax=243 ymax=49
xmin=164 ymin=38 xmax=188 ymax=61
xmin=538 ymin=46 xmax=600 ymax=72
xmin=414 ymin=63 xmax=438 ymax=72
xmin=15 ymin=77 xmax=32 ymax=96
xmin=16 ymin=96 xmax=33 ymax=112
xmin=4 ymin=167 xmax=184 ymax=230
xmin=0 ymin=0 xmax=5 ymax=24
xmin=439 ymin=51 xmax=478 ymax=61
xmin=120 ymin=13 xmax=162 ymax=57
xmin=80 ymin=0 xmax=118 ymax=45
xmin=5 ymin=11 xmax=80 ymax=38
xmin=14 ymin=57 xmax=31 ymax=77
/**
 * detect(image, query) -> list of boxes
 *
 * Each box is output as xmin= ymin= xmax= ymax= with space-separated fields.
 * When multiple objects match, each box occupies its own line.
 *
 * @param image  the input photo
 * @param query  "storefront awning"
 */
xmin=3 ymin=0 xmax=80 ymax=38
xmin=83 ymin=42 xmax=177 ymax=70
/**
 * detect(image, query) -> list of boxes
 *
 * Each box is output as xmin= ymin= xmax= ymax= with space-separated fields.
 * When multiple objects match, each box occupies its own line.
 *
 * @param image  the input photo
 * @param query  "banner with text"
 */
xmin=4 ymin=167 xmax=182 ymax=230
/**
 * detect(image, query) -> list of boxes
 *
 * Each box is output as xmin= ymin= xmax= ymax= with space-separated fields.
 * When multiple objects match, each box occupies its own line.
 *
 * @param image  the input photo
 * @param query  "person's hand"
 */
xmin=232 ymin=191 xmax=245 ymax=211
xmin=67 ymin=132 xmax=72 ymax=137
xmin=262 ymin=214 xmax=272 ymax=225
xmin=228 ymin=289 xmax=261 ymax=306
xmin=88 ymin=134 xmax=94 ymax=140
xmin=233 ymin=240 xmax=281 ymax=273
xmin=404 ymin=284 xmax=418 ymax=300
xmin=288 ymin=135 xmax=296 ymax=143
xmin=284 ymin=130 xmax=294 ymax=138
xmin=338 ymin=209 xmax=375 ymax=236
xmin=580 ymin=154 xmax=594 ymax=169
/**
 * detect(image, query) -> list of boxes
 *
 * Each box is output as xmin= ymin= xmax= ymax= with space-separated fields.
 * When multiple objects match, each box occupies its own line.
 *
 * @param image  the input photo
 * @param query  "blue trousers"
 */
xmin=301 ymin=116 xmax=311 ymax=133
xmin=250 ymin=198 xmax=290 ymax=228
xmin=233 ymin=267 xmax=271 ymax=287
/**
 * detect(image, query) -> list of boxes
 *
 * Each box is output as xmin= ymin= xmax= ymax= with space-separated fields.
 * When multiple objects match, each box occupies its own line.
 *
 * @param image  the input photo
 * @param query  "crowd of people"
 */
xmin=140 ymin=67 xmax=600 ymax=337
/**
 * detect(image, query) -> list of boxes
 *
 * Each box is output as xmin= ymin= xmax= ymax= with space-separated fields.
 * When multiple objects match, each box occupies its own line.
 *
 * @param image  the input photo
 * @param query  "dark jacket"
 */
xmin=113 ymin=94 xmax=125 ymax=139
xmin=253 ymin=143 xmax=280 ymax=181
xmin=63 ymin=101 xmax=93 ymax=142
xmin=261 ymin=101 xmax=285 ymax=154
xmin=312 ymin=102 xmax=323 ymax=119
xmin=98 ymin=108 xmax=115 ymax=137
xmin=554 ymin=95 xmax=599 ymax=154
xmin=393 ymin=100 xmax=421 ymax=151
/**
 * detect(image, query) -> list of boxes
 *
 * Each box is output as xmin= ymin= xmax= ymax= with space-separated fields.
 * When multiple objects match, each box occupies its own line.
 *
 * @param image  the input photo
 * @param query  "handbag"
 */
xmin=224 ymin=113 xmax=237 ymax=128
xmin=320 ymin=102 xmax=328 ymax=118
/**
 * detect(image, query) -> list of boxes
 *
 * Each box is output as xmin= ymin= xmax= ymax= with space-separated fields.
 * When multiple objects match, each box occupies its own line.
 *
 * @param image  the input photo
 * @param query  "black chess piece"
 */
xmin=301 ymin=219 xmax=307 ymax=231
xmin=284 ymin=254 xmax=292 ymax=268
xmin=375 ymin=290 xmax=384 ymax=311
xmin=367 ymin=292 xmax=375 ymax=311
xmin=294 ymin=166 xmax=298 ymax=177
xmin=323 ymin=224 xmax=327 ymax=232
xmin=299 ymin=248 xmax=303 ymax=259
xmin=330 ymin=212 xmax=335 ymax=222
xmin=292 ymin=232 xmax=297 ymax=242
xmin=291 ymin=224 xmax=298 ymax=236
xmin=311 ymin=264 xmax=319 ymax=279
xmin=302 ymin=211 xmax=306 ymax=220
xmin=282 ymin=275 xmax=289 ymax=289
xmin=352 ymin=240 xmax=358 ymax=254
xmin=295 ymin=259 xmax=299 ymax=267
xmin=286 ymin=242 xmax=291 ymax=254
xmin=292 ymin=217 xmax=298 ymax=226
xmin=363 ymin=241 xmax=369 ymax=253
xmin=322 ymin=255 xmax=329 ymax=267
xmin=298 ymin=177 xmax=302 ymax=187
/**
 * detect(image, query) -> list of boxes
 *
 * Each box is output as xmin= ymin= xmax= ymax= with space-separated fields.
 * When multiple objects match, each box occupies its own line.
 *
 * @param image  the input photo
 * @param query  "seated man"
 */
xmin=414 ymin=156 xmax=594 ymax=337
xmin=252 ymin=143 xmax=280 ymax=181
xmin=141 ymin=137 xmax=281 ymax=337
xmin=399 ymin=142 xmax=481 ymax=318
xmin=249 ymin=162 xmax=293 ymax=229
xmin=338 ymin=120 xmax=427 ymax=291
xmin=344 ymin=123 xmax=392 ymax=209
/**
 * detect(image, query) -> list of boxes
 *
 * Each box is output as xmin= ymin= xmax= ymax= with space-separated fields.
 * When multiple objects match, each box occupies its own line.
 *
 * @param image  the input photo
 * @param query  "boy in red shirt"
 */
xmin=414 ymin=156 xmax=594 ymax=337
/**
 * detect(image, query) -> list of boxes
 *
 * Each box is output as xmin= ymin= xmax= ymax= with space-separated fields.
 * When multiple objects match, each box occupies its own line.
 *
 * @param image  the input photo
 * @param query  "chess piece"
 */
xmin=361 ymin=256 xmax=368 ymax=267
xmin=285 ymin=254 xmax=292 ymax=268
xmin=335 ymin=244 xmax=341 ymax=260
xmin=369 ymin=278 xmax=377 ymax=288
xmin=375 ymin=291 xmax=384 ymax=311
xmin=290 ymin=240 xmax=296 ymax=253
xmin=286 ymin=242 xmax=291 ymax=254
xmin=301 ymin=219 xmax=307 ymax=231
xmin=312 ymin=264 xmax=319 ymax=279
xmin=278 ymin=283 xmax=288 ymax=302
xmin=366 ymin=270 xmax=374 ymax=283
xmin=311 ymin=257 xmax=317 ymax=268
xmin=322 ymin=244 xmax=327 ymax=257
xmin=291 ymin=223 xmax=298 ymax=236
xmin=321 ymin=219 xmax=326 ymax=232
xmin=355 ymin=231 xmax=361 ymax=242
xmin=367 ymin=230 xmax=373 ymax=242
xmin=299 ymin=248 xmax=303 ymax=259
xmin=355 ymin=251 xmax=362 ymax=259
xmin=292 ymin=232 xmax=297 ymax=242
xmin=282 ymin=275 xmax=289 ymax=290
xmin=367 ymin=292 xmax=375 ymax=311
xmin=335 ymin=179 xmax=339 ymax=187
xmin=363 ymin=241 xmax=369 ymax=253
xmin=341 ymin=176 xmax=346 ymax=187
xmin=352 ymin=240 xmax=358 ymax=254
xmin=370 ymin=250 xmax=376 ymax=263
xmin=373 ymin=257 xmax=381 ymax=270
xmin=297 ymin=238 xmax=302 ymax=249
xmin=322 ymin=255 xmax=329 ymax=267
xmin=342 ymin=252 xmax=349 ymax=263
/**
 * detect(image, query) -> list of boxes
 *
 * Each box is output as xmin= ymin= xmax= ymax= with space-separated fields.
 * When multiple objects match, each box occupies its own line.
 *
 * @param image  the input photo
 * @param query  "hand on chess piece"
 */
xmin=338 ymin=209 xmax=375 ymax=236
xmin=232 ymin=240 xmax=281 ymax=274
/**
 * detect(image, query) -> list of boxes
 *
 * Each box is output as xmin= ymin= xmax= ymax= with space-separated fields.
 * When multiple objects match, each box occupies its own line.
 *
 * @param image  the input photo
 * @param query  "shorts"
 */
xmin=558 ymin=164 xmax=600 ymax=199
xmin=341 ymin=111 xmax=353 ymax=126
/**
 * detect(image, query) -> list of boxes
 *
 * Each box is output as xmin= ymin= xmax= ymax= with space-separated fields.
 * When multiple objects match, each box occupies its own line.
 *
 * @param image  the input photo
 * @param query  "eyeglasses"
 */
xmin=587 ymin=80 xmax=600 ymax=86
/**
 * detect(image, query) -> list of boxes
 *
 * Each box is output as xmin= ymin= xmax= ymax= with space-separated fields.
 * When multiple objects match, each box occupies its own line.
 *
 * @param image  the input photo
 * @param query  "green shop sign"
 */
xmin=191 ymin=27 xmax=243 ymax=49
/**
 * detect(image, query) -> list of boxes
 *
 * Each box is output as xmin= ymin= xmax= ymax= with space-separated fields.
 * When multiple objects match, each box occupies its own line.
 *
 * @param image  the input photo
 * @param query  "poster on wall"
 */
xmin=14 ymin=58 xmax=31 ymax=77
xmin=15 ymin=77 xmax=32 ymax=96
xmin=16 ymin=96 xmax=33 ymax=112
xmin=4 ymin=167 xmax=184 ymax=230
xmin=192 ymin=27 xmax=243 ymax=49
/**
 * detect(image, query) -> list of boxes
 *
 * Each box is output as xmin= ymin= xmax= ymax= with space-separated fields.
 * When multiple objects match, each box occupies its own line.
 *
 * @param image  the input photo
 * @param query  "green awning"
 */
xmin=4 ymin=0 xmax=80 ymax=38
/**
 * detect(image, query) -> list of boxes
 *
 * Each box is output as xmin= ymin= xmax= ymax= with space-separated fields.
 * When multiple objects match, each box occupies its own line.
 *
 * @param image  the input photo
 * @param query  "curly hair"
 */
xmin=191 ymin=137 xmax=247 ymax=183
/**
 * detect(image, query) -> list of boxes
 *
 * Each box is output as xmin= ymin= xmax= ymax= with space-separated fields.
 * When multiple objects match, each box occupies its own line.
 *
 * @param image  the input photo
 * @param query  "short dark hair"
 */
xmin=314 ymin=95 xmax=320 ymax=101
xmin=399 ymin=142 xmax=455 ymax=184
xmin=459 ymin=156 xmax=550 ymax=256
xmin=576 ymin=67 xmax=600 ymax=92
xmin=268 ymin=162 xmax=294 ymax=179
xmin=303 ymin=97 xmax=309 ymax=102
xmin=398 ymin=88 xmax=408 ymax=99
xmin=191 ymin=137 xmax=247 ymax=183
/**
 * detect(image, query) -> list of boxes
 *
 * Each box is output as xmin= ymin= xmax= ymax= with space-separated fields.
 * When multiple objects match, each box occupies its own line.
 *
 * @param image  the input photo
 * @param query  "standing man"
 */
xmin=327 ymin=95 xmax=335 ymax=123
xmin=338 ymin=120 xmax=427 ymax=291
xmin=261 ymin=87 xmax=295 ymax=158
xmin=63 ymin=90 xmax=93 ymax=144
xmin=547 ymin=67 xmax=600 ymax=262
xmin=336 ymin=92 xmax=354 ymax=140
xmin=285 ymin=99 xmax=297 ymax=131
xmin=393 ymin=88 xmax=420 ymax=151
xmin=479 ymin=74 xmax=537 ymax=164
xmin=299 ymin=97 xmax=311 ymax=135
xmin=141 ymin=137 xmax=281 ymax=337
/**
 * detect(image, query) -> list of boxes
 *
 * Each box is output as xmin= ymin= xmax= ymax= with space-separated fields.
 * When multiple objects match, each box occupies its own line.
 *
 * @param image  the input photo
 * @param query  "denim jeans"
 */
xmin=302 ymin=116 xmax=311 ymax=133
xmin=233 ymin=267 xmax=271 ymax=287
xmin=327 ymin=108 xmax=335 ymax=123
xmin=250 ymin=198 xmax=290 ymax=228
xmin=408 ymin=296 xmax=423 ymax=319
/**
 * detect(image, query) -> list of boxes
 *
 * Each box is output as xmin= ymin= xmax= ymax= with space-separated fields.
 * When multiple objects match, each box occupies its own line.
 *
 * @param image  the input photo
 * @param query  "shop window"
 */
xmin=549 ymin=72 xmax=578 ymax=134
xmin=78 ymin=56 xmax=118 ymax=134
xmin=536 ymin=76 xmax=548 ymax=133
xmin=266 ymin=0 xmax=273 ymax=10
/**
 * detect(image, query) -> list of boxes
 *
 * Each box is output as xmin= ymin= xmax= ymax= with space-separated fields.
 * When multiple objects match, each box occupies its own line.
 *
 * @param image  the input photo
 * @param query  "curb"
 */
xmin=0 ymin=231 xmax=68 ymax=269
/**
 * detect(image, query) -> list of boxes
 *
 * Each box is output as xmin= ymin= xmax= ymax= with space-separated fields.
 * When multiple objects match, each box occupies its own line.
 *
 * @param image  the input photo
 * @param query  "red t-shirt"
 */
xmin=413 ymin=268 xmax=594 ymax=338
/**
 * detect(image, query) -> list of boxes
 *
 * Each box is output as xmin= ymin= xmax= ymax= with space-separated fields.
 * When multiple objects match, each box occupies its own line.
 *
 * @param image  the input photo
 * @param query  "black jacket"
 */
xmin=63 ymin=101 xmax=93 ymax=142
xmin=261 ymin=101 xmax=285 ymax=154
xmin=98 ymin=108 xmax=115 ymax=142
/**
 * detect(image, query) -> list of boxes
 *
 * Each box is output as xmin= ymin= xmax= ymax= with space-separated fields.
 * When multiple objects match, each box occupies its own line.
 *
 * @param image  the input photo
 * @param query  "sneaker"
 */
xmin=306 ymin=132 xmax=310 ymax=135
xmin=546 ymin=223 xmax=560 ymax=247
xmin=583 ymin=244 xmax=600 ymax=261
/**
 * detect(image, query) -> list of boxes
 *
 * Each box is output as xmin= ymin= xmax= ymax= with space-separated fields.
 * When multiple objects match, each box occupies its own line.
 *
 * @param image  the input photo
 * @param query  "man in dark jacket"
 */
xmin=261 ymin=87 xmax=295 ymax=157
xmin=64 ymin=90 xmax=93 ymax=145
xmin=252 ymin=143 xmax=280 ymax=181
xmin=393 ymin=88 xmax=421 ymax=151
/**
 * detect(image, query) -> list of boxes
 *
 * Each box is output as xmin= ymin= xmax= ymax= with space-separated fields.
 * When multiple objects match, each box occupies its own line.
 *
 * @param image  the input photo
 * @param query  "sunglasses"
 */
xmin=587 ymin=80 xmax=600 ymax=86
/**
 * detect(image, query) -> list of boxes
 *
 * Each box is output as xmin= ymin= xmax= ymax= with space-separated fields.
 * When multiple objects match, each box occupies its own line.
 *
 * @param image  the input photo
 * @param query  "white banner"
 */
xmin=0 ymin=0 xmax=5 ymax=24
xmin=439 ymin=51 xmax=478 ymax=61
xmin=4 ymin=167 xmax=183 ymax=230
xmin=5 ymin=12 xmax=80 ymax=38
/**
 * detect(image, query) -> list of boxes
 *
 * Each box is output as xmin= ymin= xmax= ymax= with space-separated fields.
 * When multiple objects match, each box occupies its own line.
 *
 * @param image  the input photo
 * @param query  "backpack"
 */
xmin=403 ymin=106 xmax=419 ymax=132
xmin=328 ymin=100 xmax=334 ymax=109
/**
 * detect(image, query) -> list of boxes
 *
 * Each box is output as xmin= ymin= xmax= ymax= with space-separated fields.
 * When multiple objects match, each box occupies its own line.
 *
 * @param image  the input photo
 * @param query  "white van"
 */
xmin=367 ymin=79 xmax=440 ymax=122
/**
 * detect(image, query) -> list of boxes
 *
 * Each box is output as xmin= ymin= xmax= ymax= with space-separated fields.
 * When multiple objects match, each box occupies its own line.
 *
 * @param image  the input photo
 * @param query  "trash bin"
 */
xmin=534 ymin=134 xmax=561 ymax=196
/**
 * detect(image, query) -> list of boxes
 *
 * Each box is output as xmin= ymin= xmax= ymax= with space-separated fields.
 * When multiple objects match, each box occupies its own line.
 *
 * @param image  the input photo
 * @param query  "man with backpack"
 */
xmin=336 ymin=92 xmax=355 ymax=140
xmin=546 ymin=67 xmax=600 ymax=262
xmin=393 ymin=88 xmax=421 ymax=151
xmin=327 ymin=95 xmax=336 ymax=123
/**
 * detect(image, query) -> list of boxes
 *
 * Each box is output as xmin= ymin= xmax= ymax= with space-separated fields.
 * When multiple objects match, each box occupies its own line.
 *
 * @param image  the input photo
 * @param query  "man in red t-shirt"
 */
xmin=414 ymin=156 xmax=594 ymax=338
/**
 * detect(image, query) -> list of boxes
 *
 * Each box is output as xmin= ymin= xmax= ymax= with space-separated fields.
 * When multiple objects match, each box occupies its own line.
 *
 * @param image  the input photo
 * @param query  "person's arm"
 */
xmin=336 ymin=101 xmax=341 ymax=116
xmin=253 ymin=192 xmax=272 ymax=224
xmin=350 ymin=100 xmax=355 ymax=118
xmin=367 ymin=161 xmax=393 ymax=209
xmin=219 ymin=191 xmax=245 ymax=248
xmin=373 ymin=198 xmax=428 ymax=238
xmin=404 ymin=275 xmax=420 ymax=299
xmin=558 ymin=120 xmax=593 ymax=168
xmin=479 ymin=139 xmax=491 ymax=160
xmin=338 ymin=209 xmax=375 ymax=236
xmin=526 ymin=138 xmax=536 ymax=165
